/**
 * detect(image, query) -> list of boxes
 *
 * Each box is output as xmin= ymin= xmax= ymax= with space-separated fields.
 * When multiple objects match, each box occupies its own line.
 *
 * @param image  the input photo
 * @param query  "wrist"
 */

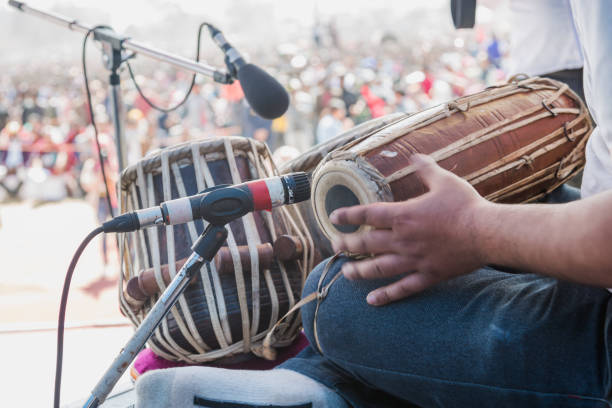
xmin=463 ymin=199 xmax=500 ymax=267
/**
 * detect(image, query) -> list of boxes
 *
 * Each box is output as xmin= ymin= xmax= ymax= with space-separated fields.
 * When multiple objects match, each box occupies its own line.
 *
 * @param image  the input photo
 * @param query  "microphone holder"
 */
xmin=8 ymin=0 xmax=234 ymax=171
xmin=83 ymin=223 xmax=229 ymax=408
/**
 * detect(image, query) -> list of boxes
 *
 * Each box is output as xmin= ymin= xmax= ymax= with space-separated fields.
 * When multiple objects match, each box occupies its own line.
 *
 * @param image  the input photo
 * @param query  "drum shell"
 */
xmin=312 ymin=77 xmax=593 ymax=242
xmin=118 ymin=137 xmax=313 ymax=363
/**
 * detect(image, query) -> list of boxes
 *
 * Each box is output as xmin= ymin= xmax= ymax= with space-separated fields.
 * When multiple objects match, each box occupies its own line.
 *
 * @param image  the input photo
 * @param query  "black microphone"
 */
xmin=103 ymin=172 xmax=310 ymax=233
xmin=207 ymin=24 xmax=289 ymax=120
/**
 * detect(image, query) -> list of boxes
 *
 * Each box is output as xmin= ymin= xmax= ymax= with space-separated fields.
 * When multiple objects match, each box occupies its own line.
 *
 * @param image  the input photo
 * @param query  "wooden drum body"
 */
xmin=312 ymin=77 xmax=593 ymax=242
xmin=117 ymin=137 xmax=314 ymax=363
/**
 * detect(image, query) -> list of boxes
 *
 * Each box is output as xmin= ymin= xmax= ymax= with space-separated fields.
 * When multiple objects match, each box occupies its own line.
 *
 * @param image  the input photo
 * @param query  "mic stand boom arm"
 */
xmin=8 ymin=0 xmax=233 ymax=171
xmin=7 ymin=0 xmax=233 ymax=83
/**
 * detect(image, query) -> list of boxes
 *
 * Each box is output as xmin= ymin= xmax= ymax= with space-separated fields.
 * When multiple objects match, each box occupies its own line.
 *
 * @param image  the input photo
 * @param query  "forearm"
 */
xmin=474 ymin=191 xmax=612 ymax=286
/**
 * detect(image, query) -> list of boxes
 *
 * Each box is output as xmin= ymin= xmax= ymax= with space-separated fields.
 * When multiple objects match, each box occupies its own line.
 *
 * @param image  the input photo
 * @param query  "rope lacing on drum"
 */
xmin=258 ymin=252 xmax=347 ymax=360
xmin=312 ymin=252 xmax=346 ymax=355
xmin=447 ymin=101 xmax=471 ymax=113
xmin=517 ymin=155 xmax=535 ymax=170
xmin=508 ymin=73 xmax=529 ymax=83
xmin=517 ymin=84 xmax=536 ymax=91
xmin=563 ymin=122 xmax=576 ymax=142
xmin=542 ymin=100 xmax=558 ymax=117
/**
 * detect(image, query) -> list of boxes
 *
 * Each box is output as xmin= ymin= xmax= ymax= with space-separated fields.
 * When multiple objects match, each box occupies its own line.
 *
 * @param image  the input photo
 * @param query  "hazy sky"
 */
xmin=3 ymin=0 xmax=512 ymax=72
xmin=5 ymin=0 xmax=447 ymax=31
xmin=2 ymin=0 xmax=462 ymax=65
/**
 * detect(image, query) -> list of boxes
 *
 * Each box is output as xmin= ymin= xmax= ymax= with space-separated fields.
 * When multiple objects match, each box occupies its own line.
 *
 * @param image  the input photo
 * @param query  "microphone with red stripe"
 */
xmin=102 ymin=172 xmax=310 ymax=232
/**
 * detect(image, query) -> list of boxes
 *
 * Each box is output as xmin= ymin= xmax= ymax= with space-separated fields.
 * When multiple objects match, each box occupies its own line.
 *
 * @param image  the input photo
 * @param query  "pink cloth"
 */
xmin=132 ymin=333 xmax=309 ymax=378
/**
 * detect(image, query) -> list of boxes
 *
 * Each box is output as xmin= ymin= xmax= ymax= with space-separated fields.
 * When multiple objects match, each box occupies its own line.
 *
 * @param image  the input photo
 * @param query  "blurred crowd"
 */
xmin=0 ymin=19 xmax=509 ymax=205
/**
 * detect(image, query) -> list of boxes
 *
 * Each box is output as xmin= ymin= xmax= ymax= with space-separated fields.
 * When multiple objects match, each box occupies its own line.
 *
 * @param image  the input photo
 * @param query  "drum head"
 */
xmin=312 ymin=160 xmax=393 ymax=243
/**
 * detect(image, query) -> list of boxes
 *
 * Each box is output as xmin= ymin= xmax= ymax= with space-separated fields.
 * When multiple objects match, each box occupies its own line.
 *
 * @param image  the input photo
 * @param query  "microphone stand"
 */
xmin=7 ymin=0 xmax=233 ymax=171
xmin=83 ymin=224 xmax=228 ymax=408
xmin=85 ymin=183 xmax=260 ymax=407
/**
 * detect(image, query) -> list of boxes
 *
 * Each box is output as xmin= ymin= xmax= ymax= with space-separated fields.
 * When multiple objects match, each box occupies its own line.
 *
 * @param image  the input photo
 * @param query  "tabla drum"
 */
xmin=117 ymin=137 xmax=314 ymax=363
xmin=279 ymin=112 xmax=408 ymax=258
xmin=312 ymin=76 xmax=593 ymax=243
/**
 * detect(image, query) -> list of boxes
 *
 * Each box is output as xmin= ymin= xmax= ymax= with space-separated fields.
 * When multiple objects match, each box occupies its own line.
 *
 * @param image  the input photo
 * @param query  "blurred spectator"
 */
xmin=271 ymin=114 xmax=288 ymax=148
xmin=0 ymin=121 xmax=25 ymax=199
xmin=79 ymin=131 xmax=118 ymax=277
xmin=272 ymin=145 xmax=300 ymax=167
xmin=0 ymin=9 xmax=511 ymax=206
xmin=316 ymin=98 xmax=346 ymax=144
xmin=487 ymin=35 xmax=502 ymax=69
xmin=241 ymin=100 xmax=273 ymax=146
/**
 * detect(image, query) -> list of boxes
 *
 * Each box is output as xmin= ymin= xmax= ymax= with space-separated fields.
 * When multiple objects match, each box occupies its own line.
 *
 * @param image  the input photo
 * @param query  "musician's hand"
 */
xmin=330 ymin=154 xmax=491 ymax=306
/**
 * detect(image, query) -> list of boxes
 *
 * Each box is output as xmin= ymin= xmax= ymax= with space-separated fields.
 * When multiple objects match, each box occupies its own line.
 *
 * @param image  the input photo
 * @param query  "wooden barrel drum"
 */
xmin=311 ymin=77 xmax=593 ymax=242
xmin=117 ymin=137 xmax=314 ymax=363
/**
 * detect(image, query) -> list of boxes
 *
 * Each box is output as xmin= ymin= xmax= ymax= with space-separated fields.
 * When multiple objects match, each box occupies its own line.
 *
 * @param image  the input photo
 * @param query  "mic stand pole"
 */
xmin=83 ymin=224 xmax=229 ymax=408
xmin=7 ymin=0 xmax=234 ymax=172
xmin=85 ymin=182 xmax=264 ymax=406
xmin=100 ymin=33 xmax=128 ymax=172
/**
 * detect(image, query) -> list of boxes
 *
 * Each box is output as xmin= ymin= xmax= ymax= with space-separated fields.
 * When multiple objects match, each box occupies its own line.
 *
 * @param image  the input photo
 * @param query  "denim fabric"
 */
xmin=544 ymin=184 xmax=582 ymax=203
xmin=281 ymin=260 xmax=612 ymax=408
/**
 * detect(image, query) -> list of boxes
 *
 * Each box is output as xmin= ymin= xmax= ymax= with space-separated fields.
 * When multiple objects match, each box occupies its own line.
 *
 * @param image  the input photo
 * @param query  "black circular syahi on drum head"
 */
xmin=325 ymin=184 xmax=360 ymax=233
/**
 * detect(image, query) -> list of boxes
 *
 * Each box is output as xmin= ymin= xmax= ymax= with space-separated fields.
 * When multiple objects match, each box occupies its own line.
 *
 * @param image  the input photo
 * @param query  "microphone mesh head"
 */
xmin=286 ymin=172 xmax=310 ymax=204
xmin=238 ymin=64 xmax=289 ymax=119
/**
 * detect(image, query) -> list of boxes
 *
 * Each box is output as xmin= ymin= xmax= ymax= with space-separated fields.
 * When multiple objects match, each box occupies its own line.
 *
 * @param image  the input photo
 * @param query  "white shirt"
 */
xmin=507 ymin=0 xmax=583 ymax=76
xmin=570 ymin=0 xmax=612 ymax=198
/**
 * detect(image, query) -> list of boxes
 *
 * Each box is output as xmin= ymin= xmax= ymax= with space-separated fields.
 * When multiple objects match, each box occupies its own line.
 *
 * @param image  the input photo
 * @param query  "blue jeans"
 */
xmin=282 ymin=186 xmax=612 ymax=407
xmin=282 ymin=260 xmax=612 ymax=408
xmin=544 ymin=184 xmax=582 ymax=203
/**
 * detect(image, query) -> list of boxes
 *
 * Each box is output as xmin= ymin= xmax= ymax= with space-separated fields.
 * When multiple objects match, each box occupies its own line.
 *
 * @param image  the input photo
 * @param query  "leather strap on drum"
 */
xmin=256 ymin=252 xmax=346 ymax=360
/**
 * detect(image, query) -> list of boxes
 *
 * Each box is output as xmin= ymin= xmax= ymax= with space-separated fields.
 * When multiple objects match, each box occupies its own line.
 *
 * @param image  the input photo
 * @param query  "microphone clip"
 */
xmin=206 ymin=22 xmax=244 ymax=81
xmin=224 ymin=55 xmax=239 ymax=80
xmin=198 ymin=186 xmax=254 ymax=226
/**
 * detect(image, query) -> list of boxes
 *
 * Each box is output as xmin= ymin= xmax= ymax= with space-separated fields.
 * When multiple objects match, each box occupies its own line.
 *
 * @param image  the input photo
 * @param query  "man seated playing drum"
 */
xmin=135 ymin=2 xmax=612 ymax=407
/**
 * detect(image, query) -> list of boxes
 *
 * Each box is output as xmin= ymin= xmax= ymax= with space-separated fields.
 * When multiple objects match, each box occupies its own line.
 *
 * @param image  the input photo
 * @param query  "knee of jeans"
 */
xmin=300 ymin=256 xmax=348 ymax=353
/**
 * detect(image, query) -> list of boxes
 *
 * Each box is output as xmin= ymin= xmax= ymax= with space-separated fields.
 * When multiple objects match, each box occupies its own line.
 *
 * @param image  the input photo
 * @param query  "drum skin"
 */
xmin=312 ymin=77 xmax=593 ymax=243
xmin=118 ymin=137 xmax=313 ymax=363
xmin=279 ymin=113 xmax=408 ymax=258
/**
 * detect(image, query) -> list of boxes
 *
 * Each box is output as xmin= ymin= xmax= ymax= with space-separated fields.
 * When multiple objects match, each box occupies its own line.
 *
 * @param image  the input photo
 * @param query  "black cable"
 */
xmin=54 ymin=226 xmax=105 ymax=408
xmin=50 ymin=21 xmax=213 ymax=408
xmin=125 ymin=22 xmax=210 ymax=113
xmin=82 ymin=22 xmax=213 ymax=217
xmin=82 ymin=25 xmax=115 ymax=218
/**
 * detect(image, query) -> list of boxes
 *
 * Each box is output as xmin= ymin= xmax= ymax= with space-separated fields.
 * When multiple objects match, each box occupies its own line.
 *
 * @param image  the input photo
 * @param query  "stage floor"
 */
xmin=0 ymin=199 xmax=132 ymax=406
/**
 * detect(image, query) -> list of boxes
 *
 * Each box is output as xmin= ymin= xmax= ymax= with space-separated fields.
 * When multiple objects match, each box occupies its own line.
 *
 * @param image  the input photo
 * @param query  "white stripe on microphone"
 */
xmin=164 ymin=197 xmax=193 ymax=225
xmin=264 ymin=177 xmax=286 ymax=207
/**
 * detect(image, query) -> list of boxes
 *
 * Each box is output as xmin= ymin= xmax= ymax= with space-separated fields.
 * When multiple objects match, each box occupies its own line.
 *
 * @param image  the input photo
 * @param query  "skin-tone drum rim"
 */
xmin=312 ymin=159 xmax=393 ymax=244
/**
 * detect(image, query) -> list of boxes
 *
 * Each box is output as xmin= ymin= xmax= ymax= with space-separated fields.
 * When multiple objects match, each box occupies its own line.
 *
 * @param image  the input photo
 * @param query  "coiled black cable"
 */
xmin=53 ymin=226 xmax=104 ymax=408
xmin=125 ymin=22 xmax=210 ymax=113
xmin=82 ymin=25 xmax=115 ymax=218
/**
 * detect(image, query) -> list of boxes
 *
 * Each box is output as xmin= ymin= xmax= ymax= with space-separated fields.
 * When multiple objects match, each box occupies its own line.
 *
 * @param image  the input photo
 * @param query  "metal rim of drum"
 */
xmin=312 ymin=159 xmax=393 ymax=243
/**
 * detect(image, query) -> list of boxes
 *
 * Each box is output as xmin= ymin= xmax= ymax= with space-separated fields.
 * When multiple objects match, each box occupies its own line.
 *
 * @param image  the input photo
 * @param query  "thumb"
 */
xmin=409 ymin=154 xmax=445 ymax=190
